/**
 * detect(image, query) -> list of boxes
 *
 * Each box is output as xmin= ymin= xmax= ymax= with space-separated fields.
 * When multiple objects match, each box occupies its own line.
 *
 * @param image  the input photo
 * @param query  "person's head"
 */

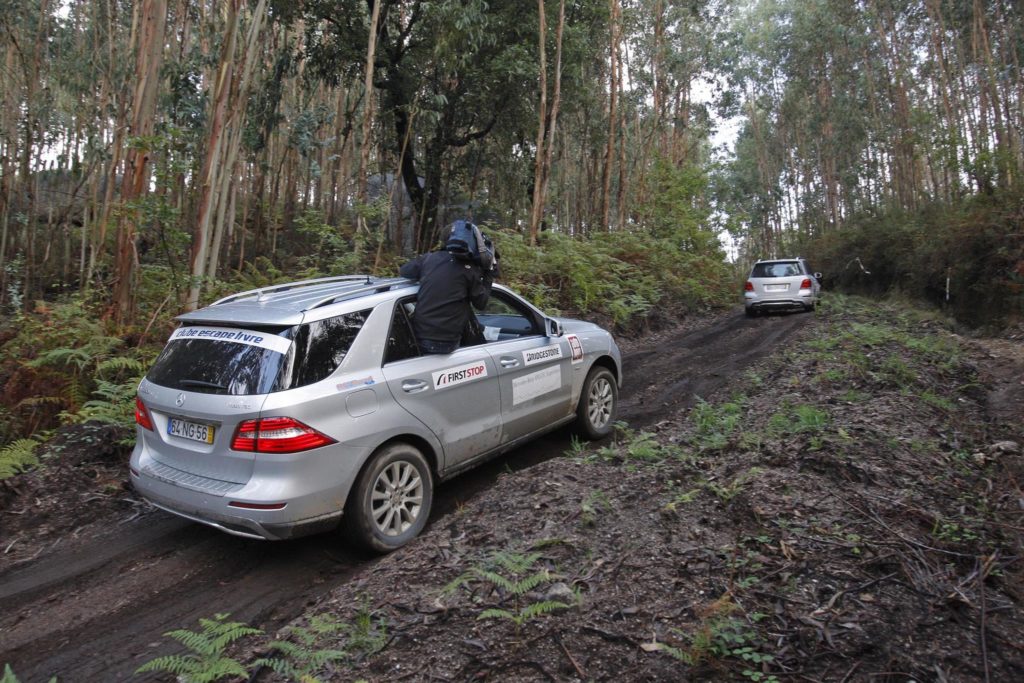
xmin=445 ymin=219 xmax=476 ymax=258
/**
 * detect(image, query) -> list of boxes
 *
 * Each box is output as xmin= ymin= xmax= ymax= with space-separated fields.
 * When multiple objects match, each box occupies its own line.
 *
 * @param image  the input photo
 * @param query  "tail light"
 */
xmin=135 ymin=396 xmax=154 ymax=431
xmin=744 ymin=281 xmax=754 ymax=292
xmin=231 ymin=417 xmax=335 ymax=453
xmin=800 ymin=279 xmax=812 ymax=289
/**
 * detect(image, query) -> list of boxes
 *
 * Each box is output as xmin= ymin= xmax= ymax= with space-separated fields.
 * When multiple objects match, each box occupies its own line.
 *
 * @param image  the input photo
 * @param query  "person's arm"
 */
xmin=469 ymin=268 xmax=493 ymax=310
xmin=399 ymin=254 xmax=424 ymax=280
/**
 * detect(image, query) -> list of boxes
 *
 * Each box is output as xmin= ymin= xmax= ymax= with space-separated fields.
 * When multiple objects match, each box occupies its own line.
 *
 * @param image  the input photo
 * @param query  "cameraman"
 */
xmin=399 ymin=220 xmax=499 ymax=354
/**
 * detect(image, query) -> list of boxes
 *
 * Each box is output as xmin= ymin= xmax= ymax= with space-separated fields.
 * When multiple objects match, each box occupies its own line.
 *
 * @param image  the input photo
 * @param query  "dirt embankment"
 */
xmin=1 ymin=300 xmax=1021 ymax=682
xmin=248 ymin=300 xmax=1024 ymax=682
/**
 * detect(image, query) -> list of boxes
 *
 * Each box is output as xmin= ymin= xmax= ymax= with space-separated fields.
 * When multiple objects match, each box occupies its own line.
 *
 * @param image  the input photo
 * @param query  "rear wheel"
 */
xmin=745 ymin=307 xmax=757 ymax=317
xmin=574 ymin=366 xmax=618 ymax=439
xmin=344 ymin=443 xmax=433 ymax=553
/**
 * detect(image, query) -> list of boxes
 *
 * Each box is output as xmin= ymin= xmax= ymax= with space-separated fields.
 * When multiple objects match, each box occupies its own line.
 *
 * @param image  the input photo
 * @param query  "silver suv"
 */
xmin=744 ymin=258 xmax=822 ymax=316
xmin=130 ymin=276 xmax=622 ymax=552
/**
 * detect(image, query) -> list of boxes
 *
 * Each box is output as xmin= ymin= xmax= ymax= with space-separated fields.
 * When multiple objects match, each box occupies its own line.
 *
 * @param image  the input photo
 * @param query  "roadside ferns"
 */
xmin=445 ymin=551 xmax=577 ymax=631
xmin=135 ymin=613 xmax=262 ymax=683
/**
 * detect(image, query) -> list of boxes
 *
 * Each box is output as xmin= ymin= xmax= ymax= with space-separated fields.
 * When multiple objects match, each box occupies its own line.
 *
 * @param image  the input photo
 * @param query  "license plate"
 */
xmin=765 ymin=284 xmax=789 ymax=292
xmin=167 ymin=418 xmax=215 ymax=444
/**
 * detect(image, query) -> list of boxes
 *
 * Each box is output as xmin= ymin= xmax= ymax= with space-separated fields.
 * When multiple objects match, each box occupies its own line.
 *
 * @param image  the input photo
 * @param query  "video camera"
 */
xmin=445 ymin=220 xmax=496 ymax=271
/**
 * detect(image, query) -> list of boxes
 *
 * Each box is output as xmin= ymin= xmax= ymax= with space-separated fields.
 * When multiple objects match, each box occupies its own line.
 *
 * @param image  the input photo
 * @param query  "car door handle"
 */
xmin=500 ymin=358 xmax=520 ymax=368
xmin=401 ymin=379 xmax=429 ymax=393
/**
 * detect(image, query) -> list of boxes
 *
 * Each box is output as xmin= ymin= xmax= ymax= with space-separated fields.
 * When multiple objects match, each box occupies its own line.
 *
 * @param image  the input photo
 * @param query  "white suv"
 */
xmin=744 ymin=258 xmax=822 ymax=316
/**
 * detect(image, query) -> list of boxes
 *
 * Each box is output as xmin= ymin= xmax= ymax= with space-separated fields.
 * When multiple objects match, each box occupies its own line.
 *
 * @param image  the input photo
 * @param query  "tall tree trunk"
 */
xmin=528 ymin=0 xmax=548 ymax=244
xmin=357 ymin=0 xmax=382 ymax=203
xmin=600 ymin=0 xmax=620 ymax=232
xmin=113 ymin=0 xmax=167 ymax=325
xmin=187 ymin=0 xmax=242 ymax=310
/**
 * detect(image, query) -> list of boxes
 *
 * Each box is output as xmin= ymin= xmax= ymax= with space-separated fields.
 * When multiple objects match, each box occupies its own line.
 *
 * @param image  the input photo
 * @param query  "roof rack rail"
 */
xmin=210 ymin=275 xmax=377 ymax=307
xmin=307 ymin=278 xmax=417 ymax=310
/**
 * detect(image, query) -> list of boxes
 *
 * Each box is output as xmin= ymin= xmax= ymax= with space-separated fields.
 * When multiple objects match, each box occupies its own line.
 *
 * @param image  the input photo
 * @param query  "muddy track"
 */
xmin=0 ymin=310 xmax=805 ymax=682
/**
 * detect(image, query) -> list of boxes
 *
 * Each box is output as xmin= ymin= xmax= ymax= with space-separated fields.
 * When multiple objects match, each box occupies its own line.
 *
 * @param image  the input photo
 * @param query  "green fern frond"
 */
xmin=95 ymin=356 xmax=144 ymax=376
xmin=264 ymin=640 xmax=305 ymax=659
xmin=0 ymin=438 xmax=40 ymax=479
xmin=26 ymin=346 xmax=92 ymax=370
xmin=472 ymin=569 xmax=518 ymax=594
xmin=509 ymin=571 xmax=552 ymax=595
xmin=138 ymin=614 xmax=261 ymax=682
xmin=478 ymin=608 xmax=516 ymax=621
xmin=190 ymin=657 xmax=249 ymax=683
xmin=165 ymin=628 xmax=216 ymax=655
xmin=490 ymin=551 xmax=543 ymax=574
xmin=518 ymin=600 xmax=570 ymax=620
xmin=136 ymin=654 xmax=196 ymax=676
xmin=252 ymin=657 xmax=301 ymax=680
xmin=16 ymin=395 xmax=64 ymax=409
xmin=306 ymin=649 xmax=348 ymax=667
xmin=441 ymin=571 xmax=475 ymax=595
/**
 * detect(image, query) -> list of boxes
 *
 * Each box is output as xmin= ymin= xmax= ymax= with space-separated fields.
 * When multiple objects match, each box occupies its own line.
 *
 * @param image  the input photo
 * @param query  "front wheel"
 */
xmin=574 ymin=366 xmax=618 ymax=439
xmin=344 ymin=442 xmax=433 ymax=553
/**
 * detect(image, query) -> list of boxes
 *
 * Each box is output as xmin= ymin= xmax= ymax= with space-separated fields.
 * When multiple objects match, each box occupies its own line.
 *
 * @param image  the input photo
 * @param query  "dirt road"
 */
xmin=0 ymin=310 xmax=806 ymax=682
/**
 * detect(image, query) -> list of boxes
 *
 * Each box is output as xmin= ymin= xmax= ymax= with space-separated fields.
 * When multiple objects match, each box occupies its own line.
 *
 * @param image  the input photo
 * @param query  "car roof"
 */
xmin=176 ymin=275 xmax=418 ymax=327
xmin=754 ymin=257 xmax=803 ymax=263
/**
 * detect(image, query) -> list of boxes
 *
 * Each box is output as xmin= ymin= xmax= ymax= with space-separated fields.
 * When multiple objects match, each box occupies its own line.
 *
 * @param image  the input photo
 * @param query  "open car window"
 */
xmin=476 ymin=291 xmax=543 ymax=342
xmin=384 ymin=298 xmax=421 ymax=364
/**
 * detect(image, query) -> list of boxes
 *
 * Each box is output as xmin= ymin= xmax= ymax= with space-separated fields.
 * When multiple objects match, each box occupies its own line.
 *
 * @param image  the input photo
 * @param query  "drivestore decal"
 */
xmin=522 ymin=343 xmax=563 ymax=366
xmin=432 ymin=360 xmax=489 ymax=390
xmin=168 ymin=325 xmax=292 ymax=355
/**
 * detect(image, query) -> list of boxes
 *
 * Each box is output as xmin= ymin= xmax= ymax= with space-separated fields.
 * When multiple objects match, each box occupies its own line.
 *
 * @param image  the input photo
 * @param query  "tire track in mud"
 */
xmin=0 ymin=309 xmax=807 ymax=682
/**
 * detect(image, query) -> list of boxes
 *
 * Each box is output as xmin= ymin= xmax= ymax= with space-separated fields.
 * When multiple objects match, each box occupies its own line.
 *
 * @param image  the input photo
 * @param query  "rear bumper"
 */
xmin=129 ymin=438 xmax=370 ymax=541
xmin=131 ymin=470 xmax=343 ymax=540
xmin=744 ymin=290 xmax=815 ymax=310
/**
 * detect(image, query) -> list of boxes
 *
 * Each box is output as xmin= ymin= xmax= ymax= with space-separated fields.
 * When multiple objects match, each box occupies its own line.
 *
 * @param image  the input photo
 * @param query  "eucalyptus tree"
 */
xmin=720 ymin=0 xmax=1023 ymax=261
xmin=303 ymin=0 xmax=539 ymax=251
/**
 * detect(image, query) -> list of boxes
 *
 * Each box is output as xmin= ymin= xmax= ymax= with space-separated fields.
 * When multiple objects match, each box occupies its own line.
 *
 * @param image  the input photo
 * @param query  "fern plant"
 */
xmin=135 ymin=613 xmax=262 ymax=683
xmin=254 ymin=610 xmax=386 ymax=683
xmin=0 ymin=438 xmax=40 ymax=479
xmin=0 ymin=664 xmax=55 ymax=683
xmin=446 ymin=551 xmax=576 ymax=634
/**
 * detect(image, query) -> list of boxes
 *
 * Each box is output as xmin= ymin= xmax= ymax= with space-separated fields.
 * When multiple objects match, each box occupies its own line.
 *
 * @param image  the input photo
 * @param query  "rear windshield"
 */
xmin=146 ymin=310 xmax=371 ymax=395
xmin=750 ymin=262 xmax=803 ymax=278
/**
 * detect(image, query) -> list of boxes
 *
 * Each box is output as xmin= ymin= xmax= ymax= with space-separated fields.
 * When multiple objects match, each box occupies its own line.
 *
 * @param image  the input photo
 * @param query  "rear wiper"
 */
xmin=179 ymin=379 xmax=229 ymax=391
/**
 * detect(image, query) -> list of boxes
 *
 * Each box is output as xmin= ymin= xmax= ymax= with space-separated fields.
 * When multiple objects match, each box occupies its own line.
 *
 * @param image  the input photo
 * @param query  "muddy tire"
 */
xmin=574 ymin=366 xmax=618 ymax=439
xmin=344 ymin=443 xmax=433 ymax=553
xmin=745 ymin=307 xmax=757 ymax=318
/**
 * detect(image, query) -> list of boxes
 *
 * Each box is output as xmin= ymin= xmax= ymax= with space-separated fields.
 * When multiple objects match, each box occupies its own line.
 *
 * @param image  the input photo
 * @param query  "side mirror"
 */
xmin=546 ymin=318 xmax=564 ymax=337
xmin=814 ymin=272 xmax=822 ymax=279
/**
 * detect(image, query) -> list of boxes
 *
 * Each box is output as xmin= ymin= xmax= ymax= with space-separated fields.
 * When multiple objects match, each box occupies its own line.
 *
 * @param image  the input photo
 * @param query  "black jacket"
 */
xmin=399 ymin=251 xmax=494 ymax=344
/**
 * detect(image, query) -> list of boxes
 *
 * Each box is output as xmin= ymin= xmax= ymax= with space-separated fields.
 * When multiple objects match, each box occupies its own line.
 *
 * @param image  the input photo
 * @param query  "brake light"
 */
xmin=231 ymin=417 xmax=335 ymax=453
xmin=800 ymin=278 xmax=812 ymax=289
xmin=135 ymin=396 xmax=154 ymax=431
xmin=744 ymin=281 xmax=754 ymax=292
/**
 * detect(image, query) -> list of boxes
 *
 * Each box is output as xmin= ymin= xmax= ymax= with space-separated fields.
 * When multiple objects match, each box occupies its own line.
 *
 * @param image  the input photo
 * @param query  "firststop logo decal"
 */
xmin=432 ymin=360 xmax=489 ymax=390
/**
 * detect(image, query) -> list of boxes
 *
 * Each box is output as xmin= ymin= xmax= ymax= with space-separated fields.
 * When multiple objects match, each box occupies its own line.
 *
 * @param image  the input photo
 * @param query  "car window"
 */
xmin=385 ymin=300 xmax=421 ymax=364
xmin=751 ymin=262 xmax=800 ymax=278
xmin=286 ymin=310 xmax=371 ymax=387
xmin=146 ymin=325 xmax=293 ymax=396
xmin=476 ymin=291 xmax=542 ymax=340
